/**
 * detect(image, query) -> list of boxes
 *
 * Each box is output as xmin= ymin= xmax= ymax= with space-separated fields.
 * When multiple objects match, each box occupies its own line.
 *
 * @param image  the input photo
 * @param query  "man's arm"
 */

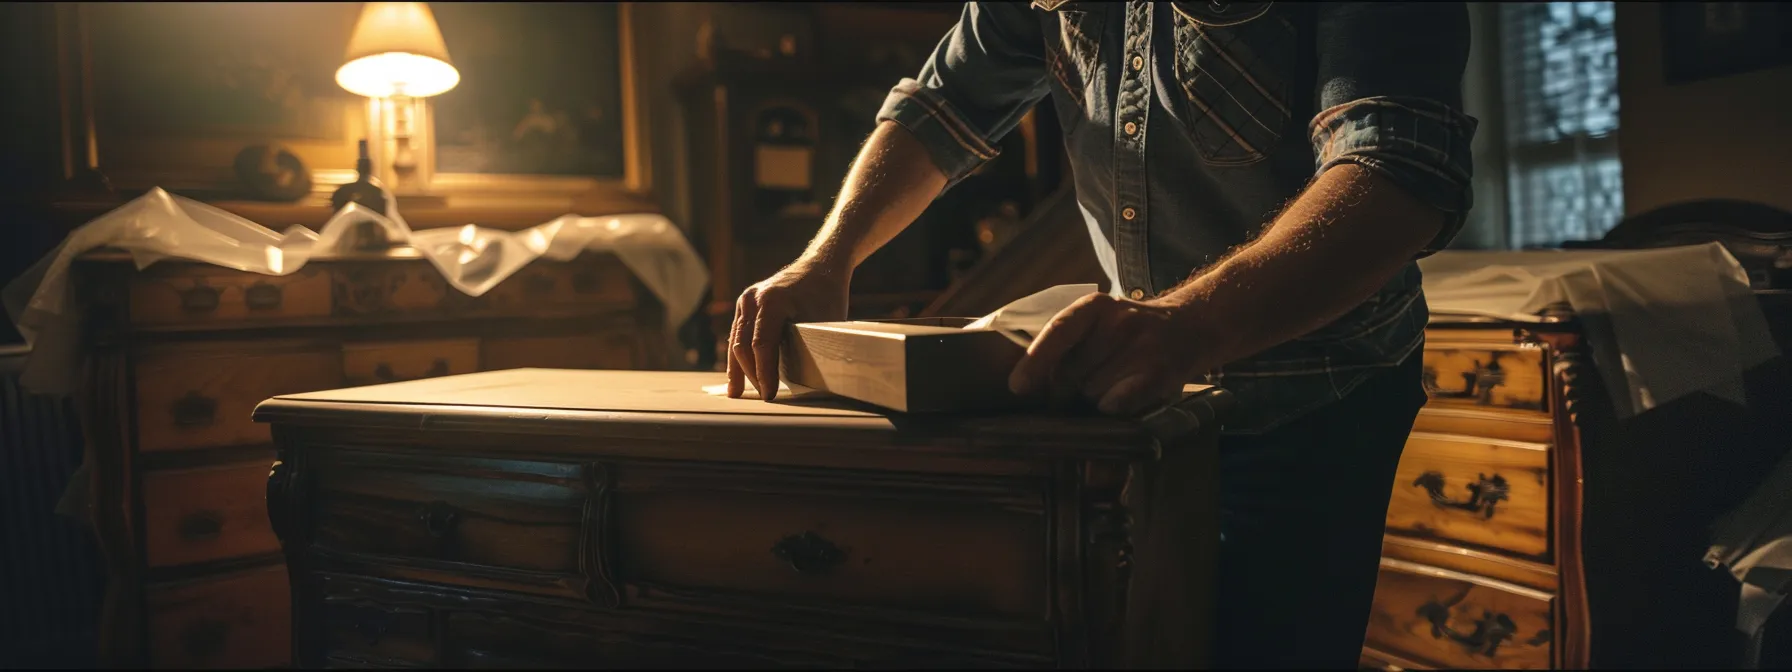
xmin=729 ymin=2 xmax=1053 ymax=400
xmin=1011 ymin=2 xmax=1477 ymax=415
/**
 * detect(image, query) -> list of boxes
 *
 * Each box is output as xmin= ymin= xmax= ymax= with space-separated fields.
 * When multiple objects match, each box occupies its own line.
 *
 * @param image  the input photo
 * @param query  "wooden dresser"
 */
xmin=70 ymin=248 xmax=668 ymax=668
xmin=1361 ymin=317 xmax=1591 ymax=670
xmin=254 ymin=369 xmax=1230 ymax=668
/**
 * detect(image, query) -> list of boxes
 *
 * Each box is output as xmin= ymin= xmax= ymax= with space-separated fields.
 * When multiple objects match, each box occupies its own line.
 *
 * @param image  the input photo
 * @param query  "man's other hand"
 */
xmin=726 ymin=261 xmax=850 ymax=402
xmin=1007 ymin=292 xmax=1216 ymax=417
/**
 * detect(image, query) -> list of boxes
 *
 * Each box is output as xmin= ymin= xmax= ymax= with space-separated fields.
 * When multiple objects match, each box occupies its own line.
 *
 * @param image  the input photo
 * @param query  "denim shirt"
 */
xmin=876 ymin=1 xmax=1478 ymax=433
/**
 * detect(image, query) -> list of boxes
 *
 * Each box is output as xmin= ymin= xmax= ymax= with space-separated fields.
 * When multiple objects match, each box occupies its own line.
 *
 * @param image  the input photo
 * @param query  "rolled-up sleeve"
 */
xmin=876 ymin=2 xmax=1052 ymax=186
xmin=1308 ymin=2 xmax=1479 ymax=255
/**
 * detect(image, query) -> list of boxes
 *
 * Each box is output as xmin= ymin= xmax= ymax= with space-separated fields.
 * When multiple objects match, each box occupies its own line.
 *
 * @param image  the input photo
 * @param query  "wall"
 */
xmin=1615 ymin=3 xmax=1792 ymax=215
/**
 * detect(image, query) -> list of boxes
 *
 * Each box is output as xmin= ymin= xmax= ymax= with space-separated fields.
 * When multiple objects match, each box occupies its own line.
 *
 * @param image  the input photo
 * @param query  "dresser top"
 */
xmin=254 ymin=369 xmax=1227 ymax=455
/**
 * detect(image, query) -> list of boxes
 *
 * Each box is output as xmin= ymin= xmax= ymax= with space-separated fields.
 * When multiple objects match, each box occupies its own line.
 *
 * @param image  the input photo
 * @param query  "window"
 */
xmin=1475 ymin=2 xmax=1625 ymax=249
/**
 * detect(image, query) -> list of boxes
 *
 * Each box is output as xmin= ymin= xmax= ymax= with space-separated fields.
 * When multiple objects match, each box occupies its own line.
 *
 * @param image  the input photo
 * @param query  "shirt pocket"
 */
xmin=1168 ymin=5 xmax=1296 ymax=166
xmin=1045 ymin=7 xmax=1104 ymax=133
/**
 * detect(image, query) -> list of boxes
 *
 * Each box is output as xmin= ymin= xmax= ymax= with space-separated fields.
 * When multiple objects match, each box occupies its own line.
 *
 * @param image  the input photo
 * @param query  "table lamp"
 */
xmin=336 ymin=1 xmax=459 ymax=199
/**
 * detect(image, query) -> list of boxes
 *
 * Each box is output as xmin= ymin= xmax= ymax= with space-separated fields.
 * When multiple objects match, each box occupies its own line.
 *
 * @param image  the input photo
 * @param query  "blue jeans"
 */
xmin=1214 ymin=350 xmax=1427 ymax=669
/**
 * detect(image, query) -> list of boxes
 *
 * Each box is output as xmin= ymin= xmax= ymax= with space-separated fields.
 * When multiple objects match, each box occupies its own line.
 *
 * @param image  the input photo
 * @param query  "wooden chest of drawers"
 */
xmin=253 ymin=369 xmax=1230 ymax=668
xmin=70 ymin=249 xmax=668 ymax=668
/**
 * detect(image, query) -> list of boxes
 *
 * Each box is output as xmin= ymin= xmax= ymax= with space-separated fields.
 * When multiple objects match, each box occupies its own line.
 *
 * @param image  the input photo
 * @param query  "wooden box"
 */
xmin=783 ymin=317 xmax=1029 ymax=413
xmin=254 ymin=369 xmax=1231 ymax=668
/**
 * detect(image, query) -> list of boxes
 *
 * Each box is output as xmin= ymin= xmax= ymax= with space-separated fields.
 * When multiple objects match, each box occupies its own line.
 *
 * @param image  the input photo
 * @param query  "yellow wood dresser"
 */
xmin=1360 ymin=315 xmax=1590 ymax=671
xmin=68 ymin=247 xmax=669 ymax=668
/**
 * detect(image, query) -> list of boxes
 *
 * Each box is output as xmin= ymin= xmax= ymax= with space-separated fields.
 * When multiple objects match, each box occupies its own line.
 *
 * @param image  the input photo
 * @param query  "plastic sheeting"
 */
xmin=3 ymin=187 xmax=708 ymax=395
xmin=1418 ymin=243 xmax=1781 ymax=418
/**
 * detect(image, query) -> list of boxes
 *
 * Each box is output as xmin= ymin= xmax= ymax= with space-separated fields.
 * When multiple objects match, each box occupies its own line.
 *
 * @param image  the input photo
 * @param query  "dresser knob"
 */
xmin=1413 ymin=471 xmax=1510 ymax=519
xmin=375 ymin=358 xmax=452 ymax=384
xmin=416 ymin=501 xmax=460 ymax=538
xmin=771 ymin=531 xmax=847 ymax=576
xmin=180 ymin=285 xmax=221 ymax=313
xmin=171 ymin=391 xmax=218 ymax=428
xmin=244 ymin=282 xmax=283 ymax=310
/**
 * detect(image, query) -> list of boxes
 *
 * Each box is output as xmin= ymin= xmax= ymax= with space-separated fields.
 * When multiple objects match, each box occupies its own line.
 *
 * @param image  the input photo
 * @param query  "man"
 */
xmin=726 ymin=1 xmax=1475 ymax=667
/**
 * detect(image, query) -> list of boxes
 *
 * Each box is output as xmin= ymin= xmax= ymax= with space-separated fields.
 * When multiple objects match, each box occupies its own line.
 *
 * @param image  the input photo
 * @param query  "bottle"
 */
xmin=330 ymin=139 xmax=389 ymax=215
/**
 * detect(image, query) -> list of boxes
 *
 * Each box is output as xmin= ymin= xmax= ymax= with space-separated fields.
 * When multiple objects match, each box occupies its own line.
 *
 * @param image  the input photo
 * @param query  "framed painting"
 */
xmin=399 ymin=1 xmax=649 ymax=202
xmin=57 ymin=2 xmax=367 ymax=194
xmin=1661 ymin=2 xmax=1792 ymax=84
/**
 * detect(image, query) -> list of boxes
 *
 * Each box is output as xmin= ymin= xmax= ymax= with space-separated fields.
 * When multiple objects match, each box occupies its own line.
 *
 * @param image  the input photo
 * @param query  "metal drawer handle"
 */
xmin=1422 ymin=358 xmax=1507 ymax=404
xmin=178 ymin=511 xmax=225 ymax=541
xmin=171 ymin=391 xmax=218 ymax=428
xmin=1413 ymin=471 xmax=1510 ymax=519
xmin=416 ymin=500 xmax=460 ymax=538
xmin=180 ymin=285 xmax=221 ymax=313
xmin=374 ymin=358 xmax=451 ymax=383
xmin=771 ymin=531 xmax=847 ymax=576
xmin=1418 ymin=589 xmax=1551 ymax=658
xmin=244 ymin=282 xmax=283 ymax=310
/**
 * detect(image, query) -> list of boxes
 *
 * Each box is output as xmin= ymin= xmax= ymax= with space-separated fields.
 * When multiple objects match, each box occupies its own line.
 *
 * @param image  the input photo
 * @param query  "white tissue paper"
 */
xmin=2 ymin=187 xmax=708 ymax=395
xmin=965 ymin=283 xmax=1100 ymax=347
xmin=1418 ymin=243 xmax=1781 ymax=418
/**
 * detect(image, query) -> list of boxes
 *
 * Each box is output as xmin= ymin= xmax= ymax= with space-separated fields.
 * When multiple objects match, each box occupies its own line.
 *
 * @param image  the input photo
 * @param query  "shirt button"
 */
xmin=1131 ymin=55 xmax=1145 ymax=71
xmin=1124 ymin=121 xmax=1138 ymax=136
xmin=1128 ymin=288 xmax=1146 ymax=300
xmin=1122 ymin=207 xmax=1137 ymax=220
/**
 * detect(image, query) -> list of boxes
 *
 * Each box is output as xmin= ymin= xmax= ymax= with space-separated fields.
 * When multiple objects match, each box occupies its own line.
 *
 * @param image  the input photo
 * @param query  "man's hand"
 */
xmin=1007 ymin=292 xmax=1224 ymax=417
xmin=726 ymin=260 xmax=850 ymax=402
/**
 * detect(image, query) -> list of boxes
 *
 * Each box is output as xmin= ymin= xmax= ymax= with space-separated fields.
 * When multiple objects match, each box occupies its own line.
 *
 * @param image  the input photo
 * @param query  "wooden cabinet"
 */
xmin=255 ymin=369 xmax=1230 ymax=668
xmin=72 ymin=250 xmax=669 ymax=668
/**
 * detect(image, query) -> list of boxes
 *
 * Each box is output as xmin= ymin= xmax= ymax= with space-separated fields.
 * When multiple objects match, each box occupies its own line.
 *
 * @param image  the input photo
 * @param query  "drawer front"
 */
xmin=130 ymin=266 xmax=332 ymax=328
xmin=342 ymin=338 xmax=481 ymax=387
xmin=143 ymin=460 xmax=281 ymax=568
xmin=441 ymin=611 xmax=831 ymax=669
xmin=611 ymin=464 xmax=1050 ymax=650
xmin=309 ymin=452 xmax=593 ymax=599
xmin=136 ymin=346 xmax=344 ymax=452
xmin=1365 ymin=558 xmax=1554 ymax=670
xmin=1421 ymin=345 xmax=1549 ymax=416
xmin=146 ymin=564 xmax=291 ymax=669
xmin=484 ymin=256 xmax=637 ymax=313
xmin=323 ymin=599 xmax=437 ymax=666
xmin=481 ymin=332 xmax=639 ymax=371
xmin=1386 ymin=432 xmax=1551 ymax=559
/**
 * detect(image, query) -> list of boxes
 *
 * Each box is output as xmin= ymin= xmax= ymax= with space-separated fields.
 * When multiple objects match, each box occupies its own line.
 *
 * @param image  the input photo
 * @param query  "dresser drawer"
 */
xmin=484 ymin=256 xmax=637 ymax=313
xmin=323 ymin=598 xmax=437 ymax=666
xmin=146 ymin=564 xmax=291 ymax=669
xmin=611 ymin=464 xmax=1050 ymax=648
xmin=143 ymin=460 xmax=281 ymax=568
xmin=482 ymin=332 xmax=640 ymax=371
xmin=342 ymin=338 xmax=481 ymax=387
xmin=309 ymin=453 xmax=593 ymax=599
xmin=1386 ymin=432 xmax=1551 ymax=560
xmin=1364 ymin=558 xmax=1554 ymax=670
xmin=136 ymin=345 xmax=345 ymax=452
xmin=130 ymin=266 xmax=333 ymax=328
xmin=1421 ymin=345 xmax=1550 ymax=416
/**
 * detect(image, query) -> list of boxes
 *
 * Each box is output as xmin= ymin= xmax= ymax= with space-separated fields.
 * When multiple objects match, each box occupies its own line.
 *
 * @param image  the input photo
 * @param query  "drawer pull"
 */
xmin=180 ymin=617 xmax=231 ymax=660
xmin=1412 ymin=471 xmax=1510 ymax=519
xmin=244 ymin=282 xmax=283 ymax=310
xmin=171 ymin=392 xmax=218 ymax=428
xmin=416 ymin=500 xmax=460 ymax=538
xmin=374 ymin=358 xmax=451 ymax=383
xmin=1423 ymin=359 xmax=1507 ymax=404
xmin=180 ymin=285 xmax=221 ymax=313
xmin=771 ymin=531 xmax=847 ymax=576
xmin=1417 ymin=590 xmax=1549 ymax=658
xmin=178 ymin=511 xmax=224 ymax=541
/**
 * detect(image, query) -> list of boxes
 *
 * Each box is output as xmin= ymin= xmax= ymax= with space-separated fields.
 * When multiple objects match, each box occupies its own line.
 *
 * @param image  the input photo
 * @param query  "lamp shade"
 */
xmin=336 ymin=2 xmax=460 ymax=98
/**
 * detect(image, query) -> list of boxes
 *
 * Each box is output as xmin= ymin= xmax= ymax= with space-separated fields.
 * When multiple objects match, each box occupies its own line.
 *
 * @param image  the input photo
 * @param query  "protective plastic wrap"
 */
xmin=3 ymin=187 xmax=707 ymax=395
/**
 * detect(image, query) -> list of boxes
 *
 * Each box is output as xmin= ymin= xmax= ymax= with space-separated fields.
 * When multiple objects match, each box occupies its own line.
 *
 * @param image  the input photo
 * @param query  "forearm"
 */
xmin=799 ymin=120 xmax=948 ymax=274
xmin=1160 ymin=163 xmax=1445 ymax=369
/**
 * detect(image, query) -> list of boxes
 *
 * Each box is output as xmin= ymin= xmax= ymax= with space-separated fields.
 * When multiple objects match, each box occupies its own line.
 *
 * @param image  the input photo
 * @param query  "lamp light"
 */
xmin=337 ymin=2 xmax=459 ymax=195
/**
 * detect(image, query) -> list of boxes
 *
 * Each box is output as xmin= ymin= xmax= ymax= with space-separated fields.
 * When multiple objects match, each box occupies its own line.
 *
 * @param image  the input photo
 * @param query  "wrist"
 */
xmin=1151 ymin=281 xmax=1241 ymax=373
xmin=792 ymin=249 xmax=854 ymax=280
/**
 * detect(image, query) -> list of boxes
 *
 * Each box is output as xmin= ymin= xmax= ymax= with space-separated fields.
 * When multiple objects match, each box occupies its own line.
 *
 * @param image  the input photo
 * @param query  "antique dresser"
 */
xmin=254 ymin=369 xmax=1230 ymax=668
xmin=68 ymin=247 xmax=668 ymax=668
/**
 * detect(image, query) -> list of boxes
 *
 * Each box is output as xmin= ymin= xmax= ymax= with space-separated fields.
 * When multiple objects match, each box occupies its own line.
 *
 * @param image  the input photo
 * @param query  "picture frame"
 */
xmin=374 ymin=1 xmax=650 ymax=206
xmin=1661 ymin=2 xmax=1792 ymax=85
xmin=53 ymin=2 xmax=650 ymax=208
xmin=54 ymin=2 xmax=368 ymax=196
